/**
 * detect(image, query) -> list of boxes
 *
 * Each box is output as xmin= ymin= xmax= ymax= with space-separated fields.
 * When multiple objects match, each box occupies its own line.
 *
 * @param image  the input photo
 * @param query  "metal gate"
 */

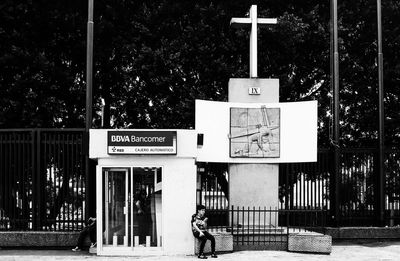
xmin=0 ymin=129 xmax=89 ymax=231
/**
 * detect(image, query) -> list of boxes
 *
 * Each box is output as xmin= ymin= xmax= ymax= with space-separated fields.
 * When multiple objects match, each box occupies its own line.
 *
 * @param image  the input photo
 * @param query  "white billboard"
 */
xmin=195 ymin=99 xmax=317 ymax=163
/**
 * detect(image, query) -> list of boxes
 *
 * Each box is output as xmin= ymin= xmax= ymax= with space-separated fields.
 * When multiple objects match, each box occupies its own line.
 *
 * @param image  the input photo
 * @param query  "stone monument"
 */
xmin=229 ymin=5 xmax=279 ymax=211
xmin=195 ymin=5 xmax=317 ymax=228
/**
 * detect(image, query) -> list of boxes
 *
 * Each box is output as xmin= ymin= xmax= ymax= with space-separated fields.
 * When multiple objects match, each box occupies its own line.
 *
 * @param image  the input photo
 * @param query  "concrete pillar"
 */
xmin=228 ymin=78 xmax=279 ymax=214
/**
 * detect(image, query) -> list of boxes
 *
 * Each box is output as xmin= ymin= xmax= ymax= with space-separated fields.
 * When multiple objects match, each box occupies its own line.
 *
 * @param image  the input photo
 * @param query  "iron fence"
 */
xmin=279 ymin=149 xmax=331 ymax=211
xmin=0 ymin=129 xmax=88 ymax=231
xmin=196 ymin=163 xmax=229 ymax=211
xmin=230 ymin=206 xmax=287 ymax=249
xmin=279 ymin=148 xmax=400 ymax=227
xmin=207 ymin=206 xmax=327 ymax=249
xmin=385 ymin=149 xmax=400 ymax=226
xmin=198 ymin=148 xmax=400 ymax=227
xmin=337 ymin=148 xmax=376 ymax=226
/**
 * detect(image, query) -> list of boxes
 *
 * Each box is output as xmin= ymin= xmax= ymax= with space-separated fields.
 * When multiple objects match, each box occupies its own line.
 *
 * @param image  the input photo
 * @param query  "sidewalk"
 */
xmin=1 ymin=242 xmax=400 ymax=261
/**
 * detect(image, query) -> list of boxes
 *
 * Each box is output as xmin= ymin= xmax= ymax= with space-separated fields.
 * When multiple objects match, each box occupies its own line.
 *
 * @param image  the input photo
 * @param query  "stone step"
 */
xmin=194 ymin=232 xmax=233 ymax=254
xmin=209 ymin=226 xmax=286 ymax=235
xmin=232 ymin=229 xmax=286 ymax=234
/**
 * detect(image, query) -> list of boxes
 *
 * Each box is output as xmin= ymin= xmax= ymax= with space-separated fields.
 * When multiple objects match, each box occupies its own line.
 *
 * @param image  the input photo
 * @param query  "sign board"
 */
xmin=107 ymin=131 xmax=177 ymax=155
xmin=248 ymin=87 xmax=261 ymax=95
xmin=195 ymin=99 xmax=317 ymax=163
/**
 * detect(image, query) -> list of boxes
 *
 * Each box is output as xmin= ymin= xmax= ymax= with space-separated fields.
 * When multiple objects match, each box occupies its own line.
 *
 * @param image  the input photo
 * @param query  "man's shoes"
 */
xmin=198 ymin=253 xmax=208 ymax=259
xmin=211 ymin=253 xmax=218 ymax=258
xmin=72 ymin=246 xmax=81 ymax=252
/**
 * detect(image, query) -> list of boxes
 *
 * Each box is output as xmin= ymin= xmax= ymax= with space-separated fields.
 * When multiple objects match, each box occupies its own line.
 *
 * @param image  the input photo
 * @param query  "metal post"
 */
xmin=330 ymin=0 xmax=340 ymax=227
xmin=36 ymin=130 xmax=42 ymax=230
xmin=377 ymin=0 xmax=385 ymax=226
xmin=86 ymin=0 xmax=94 ymax=132
xmin=85 ymin=0 xmax=94 ymax=219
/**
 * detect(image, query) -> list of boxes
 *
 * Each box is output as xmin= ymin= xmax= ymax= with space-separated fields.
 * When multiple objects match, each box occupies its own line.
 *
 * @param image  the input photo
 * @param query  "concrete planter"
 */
xmin=0 ymin=231 xmax=90 ymax=247
xmin=288 ymin=233 xmax=332 ymax=254
xmin=194 ymin=232 xmax=233 ymax=254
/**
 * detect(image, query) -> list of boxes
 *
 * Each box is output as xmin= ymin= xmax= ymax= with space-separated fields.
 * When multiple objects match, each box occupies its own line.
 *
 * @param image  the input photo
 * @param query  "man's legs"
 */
xmin=89 ymin=225 xmax=96 ymax=246
xmin=202 ymin=231 xmax=216 ymax=254
xmin=89 ymin=226 xmax=96 ymax=242
xmin=75 ymin=226 xmax=90 ymax=249
xmin=198 ymin=235 xmax=207 ymax=255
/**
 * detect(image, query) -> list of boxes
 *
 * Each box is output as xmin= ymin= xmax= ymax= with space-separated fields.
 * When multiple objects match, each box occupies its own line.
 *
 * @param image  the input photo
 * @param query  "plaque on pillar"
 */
xmin=230 ymin=107 xmax=280 ymax=158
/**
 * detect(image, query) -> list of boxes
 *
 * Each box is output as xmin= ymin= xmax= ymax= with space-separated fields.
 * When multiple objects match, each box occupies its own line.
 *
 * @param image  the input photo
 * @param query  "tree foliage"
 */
xmin=0 ymin=0 xmax=399 ymax=147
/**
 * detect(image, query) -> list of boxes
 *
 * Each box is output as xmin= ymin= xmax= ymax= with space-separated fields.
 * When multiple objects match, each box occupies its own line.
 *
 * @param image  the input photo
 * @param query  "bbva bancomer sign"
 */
xmin=107 ymin=130 xmax=177 ymax=155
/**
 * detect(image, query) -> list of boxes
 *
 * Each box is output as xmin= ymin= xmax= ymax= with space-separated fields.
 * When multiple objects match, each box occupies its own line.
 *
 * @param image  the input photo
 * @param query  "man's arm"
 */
xmin=204 ymin=217 xmax=209 ymax=229
xmin=192 ymin=221 xmax=205 ymax=237
xmin=87 ymin=217 xmax=96 ymax=227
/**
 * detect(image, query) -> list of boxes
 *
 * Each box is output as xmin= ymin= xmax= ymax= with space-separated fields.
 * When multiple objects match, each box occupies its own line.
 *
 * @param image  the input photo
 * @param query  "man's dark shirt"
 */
xmin=191 ymin=214 xmax=207 ymax=234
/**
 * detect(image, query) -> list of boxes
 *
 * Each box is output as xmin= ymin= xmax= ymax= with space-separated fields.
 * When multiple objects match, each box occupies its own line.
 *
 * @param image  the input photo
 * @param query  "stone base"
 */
xmin=194 ymin=232 xmax=233 ymax=254
xmin=325 ymin=227 xmax=400 ymax=240
xmin=233 ymin=242 xmax=287 ymax=251
xmin=288 ymin=233 xmax=332 ymax=254
xmin=0 ymin=231 xmax=91 ymax=247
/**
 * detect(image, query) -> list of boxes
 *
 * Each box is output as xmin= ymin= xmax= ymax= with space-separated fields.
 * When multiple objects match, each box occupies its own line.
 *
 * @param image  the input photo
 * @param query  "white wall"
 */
xmin=228 ymin=78 xmax=279 ymax=103
xmin=195 ymin=99 xmax=318 ymax=163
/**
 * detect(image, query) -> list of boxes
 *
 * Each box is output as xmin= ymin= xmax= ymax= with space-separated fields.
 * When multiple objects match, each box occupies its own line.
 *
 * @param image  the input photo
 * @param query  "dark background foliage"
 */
xmin=1 ymin=0 xmax=399 ymax=147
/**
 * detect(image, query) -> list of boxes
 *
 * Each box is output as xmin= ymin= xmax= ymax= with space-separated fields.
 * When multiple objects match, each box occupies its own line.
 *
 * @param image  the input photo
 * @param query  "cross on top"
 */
xmin=231 ymin=5 xmax=277 ymax=78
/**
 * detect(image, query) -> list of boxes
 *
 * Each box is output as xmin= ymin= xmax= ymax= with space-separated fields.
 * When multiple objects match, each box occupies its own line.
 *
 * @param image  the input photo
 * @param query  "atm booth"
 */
xmin=89 ymin=129 xmax=197 ymax=256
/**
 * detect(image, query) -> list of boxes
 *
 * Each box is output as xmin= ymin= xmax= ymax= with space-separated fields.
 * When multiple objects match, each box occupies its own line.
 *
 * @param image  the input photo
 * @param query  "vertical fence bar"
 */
xmin=73 ymin=133 xmax=77 ymax=230
xmin=252 ymin=206 xmax=255 ymax=245
xmin=0 ymin=134 xmax=4 ymax=228
xmin=263 ymin=206 xmax=266 ymax=245
xmin=238 ymin=206 xmax=245 ymax=245
xmin=231 ymin=205 xmax=233 ymax=235
xmin=274 ymin=207 xmax=277 ymax=244
xmin=268 ymin=207 xmax=271 ymax=244
xmin=247 ymin=206 xmax=250 ymax=245
xmin=15 ymin=133 xmax=19 ymax=228
xmin=287 ymin=209 xmax=290 ymax=237
xmin=24 ymin=132 xmax=29 ymax=229
xmin=56 ymin=132 xmax=61 ymax=230
xmin=6 ymin=133 xmax=11 ymax=228
xmin=37 ymin=130 xmax=43 ymax=230
xmin=66 ymin=133 xmax=69 ymax=230
xmin=236 ymin=206 xmax=239 ymax=246
xmin=307 ymin=164 xmax=310 ymax=208
xmin=13 ymin=132 xmax=18 ymax=228
xmin=258 ymin=206 xmax=260 ymax=245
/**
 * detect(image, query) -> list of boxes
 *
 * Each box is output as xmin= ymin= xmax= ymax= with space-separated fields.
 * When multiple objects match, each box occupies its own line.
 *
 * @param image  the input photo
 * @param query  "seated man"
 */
xmin=191 ymin=205 xmax=217 ymax=259
xmin=72 ymin=217 xmax=96 ymax=251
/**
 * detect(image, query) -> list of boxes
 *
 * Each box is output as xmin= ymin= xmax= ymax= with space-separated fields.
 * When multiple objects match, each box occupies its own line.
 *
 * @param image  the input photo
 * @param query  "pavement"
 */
xmin=1 ymin=242 xmax=400 ymax=261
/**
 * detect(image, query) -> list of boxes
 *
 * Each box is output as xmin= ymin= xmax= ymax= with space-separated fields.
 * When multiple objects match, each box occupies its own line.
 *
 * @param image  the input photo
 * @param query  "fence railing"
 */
xmin=0 ymin=129 xmax=88 ymax=231
xmin=198 ymin=148 xmax=400 ymax=227
xmin=279 ymin=148 xmax=400 ymax=227
xmin=207 ymin=206 xmax=327 ymax=247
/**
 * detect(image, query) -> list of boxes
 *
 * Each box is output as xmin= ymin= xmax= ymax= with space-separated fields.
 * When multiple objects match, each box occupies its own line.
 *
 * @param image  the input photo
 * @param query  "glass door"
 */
xmin=103 ymin=168 xmax=129 ymax=247
xmin=131 ymin=167 xmax=162 ymax=247
xmin=101 ymin=167 xmax=162 ymax=251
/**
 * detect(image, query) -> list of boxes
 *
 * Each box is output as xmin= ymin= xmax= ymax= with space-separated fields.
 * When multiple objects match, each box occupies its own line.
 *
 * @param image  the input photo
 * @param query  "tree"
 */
xmin=0 ymin=0 xmax=86 ymax=128
xmin=0 ymin=1 xmax=399 ymax=144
